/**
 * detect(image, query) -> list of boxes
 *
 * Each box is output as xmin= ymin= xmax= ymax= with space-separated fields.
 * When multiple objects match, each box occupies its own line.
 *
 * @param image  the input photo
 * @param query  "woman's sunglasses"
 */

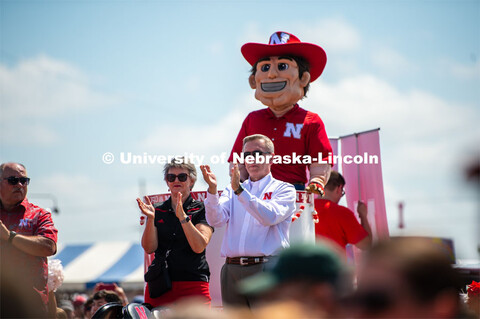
xmin=166 ymin=173 xmax=188 ymax=182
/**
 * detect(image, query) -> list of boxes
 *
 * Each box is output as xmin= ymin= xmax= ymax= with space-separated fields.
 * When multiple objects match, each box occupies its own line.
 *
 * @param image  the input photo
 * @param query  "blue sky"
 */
xmin=1 ymin=1 xmax=479 ymax=259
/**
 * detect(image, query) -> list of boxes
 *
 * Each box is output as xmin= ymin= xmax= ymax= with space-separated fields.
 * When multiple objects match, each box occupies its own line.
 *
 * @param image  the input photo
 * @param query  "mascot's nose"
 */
xmin=268 ymin=66 xmax=278 ymax=78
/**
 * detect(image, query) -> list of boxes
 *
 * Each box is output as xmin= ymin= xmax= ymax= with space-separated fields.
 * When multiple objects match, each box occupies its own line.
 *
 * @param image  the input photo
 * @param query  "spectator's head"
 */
xmin=91 ymin=290 xmax=121 ymax=316
xmin=324 ymin=171 xmax=346 ymax=203
xmin=56 ymin=308 xmax=68 ymax=319
xmin=163 ymin=157 xmax=197 ymax=197
xmin=73 ymin=294 xmax=87 ymax=318
xmin=239 ymin=243 xmax=350 ymax=316
xmin=0 ymin=162 xmax=29 ymax=210
xmin=242 ymin=134 xmax=275 ymax=182
xmin=57 ymin=299 xmax=74 ymax=319
xmin=83 ymin=297 xmax=94 ymax=319
xmin=351 ymin=238 xmax=463 ymax=318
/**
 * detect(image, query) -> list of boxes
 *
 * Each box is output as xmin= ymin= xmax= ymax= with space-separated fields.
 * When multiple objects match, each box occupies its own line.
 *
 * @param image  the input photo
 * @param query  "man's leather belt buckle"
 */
xmin=227 ymin=256 xmax=268 ymax=266
xmin=240 ymin=257 xmax=249 ymax=266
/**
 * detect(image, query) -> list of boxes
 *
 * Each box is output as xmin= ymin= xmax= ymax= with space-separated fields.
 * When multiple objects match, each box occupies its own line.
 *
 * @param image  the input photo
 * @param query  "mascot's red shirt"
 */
xmin=229 ymin=104 xmax=332 ymax=185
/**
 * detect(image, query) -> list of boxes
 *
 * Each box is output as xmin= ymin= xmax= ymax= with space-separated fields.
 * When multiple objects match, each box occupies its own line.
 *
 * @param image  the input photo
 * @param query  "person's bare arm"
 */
xmin=137 ymin=197 xmax=158 ymax=254
xmin=0 ymin=221 xmax=56 ymax=256
xmin=355 ymin=201 xmax=372 ymax=250
xmin=175 ymin=193 xmax=213 ymax=254
xmin=306 ymin=163 xmax=331 ymax=195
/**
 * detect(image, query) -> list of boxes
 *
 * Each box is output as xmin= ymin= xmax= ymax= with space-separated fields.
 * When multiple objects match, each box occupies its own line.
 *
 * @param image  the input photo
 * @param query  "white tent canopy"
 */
xmin=52 ymin=241 xmax=144 ymax=291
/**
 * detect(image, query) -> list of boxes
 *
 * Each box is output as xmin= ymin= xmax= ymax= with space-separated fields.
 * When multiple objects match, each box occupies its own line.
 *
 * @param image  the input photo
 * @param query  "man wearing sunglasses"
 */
xmin=0 ymin=162 xmax=58 ymax=316
xmin=201 ymin=134 xmax=296 ymax=308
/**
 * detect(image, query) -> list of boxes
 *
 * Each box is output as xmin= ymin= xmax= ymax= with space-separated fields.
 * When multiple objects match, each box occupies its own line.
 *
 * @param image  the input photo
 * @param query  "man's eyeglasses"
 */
xmin=242 ymin=150 xmax=270 ymax=157
xmin=342 ymin=189 xmax=345 ymax=196
xmin=3 ymin=176 xmax=30 ymax=186
xmin=166 ymin=173 xmax=188 ymax=183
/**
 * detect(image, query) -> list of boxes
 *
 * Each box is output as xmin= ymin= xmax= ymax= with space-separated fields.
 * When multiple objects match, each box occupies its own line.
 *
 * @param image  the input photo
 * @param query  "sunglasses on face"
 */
xmin=242 ymin=150 xmax=270 ymax=157
xmin=3 ymin=176 xmax=30 ymax=186
xmin=166 ymin=173 xmax=188 ymax=183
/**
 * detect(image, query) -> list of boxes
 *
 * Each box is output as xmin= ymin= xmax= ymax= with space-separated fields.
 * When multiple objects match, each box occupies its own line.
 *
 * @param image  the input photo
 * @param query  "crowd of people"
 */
xmin=44 ymin=239 xmax=480 ymax=319
xmin=2 ymin=30 xmax=479 ymax=318
xmin=2 ymin=153 xmax=476 ymax=318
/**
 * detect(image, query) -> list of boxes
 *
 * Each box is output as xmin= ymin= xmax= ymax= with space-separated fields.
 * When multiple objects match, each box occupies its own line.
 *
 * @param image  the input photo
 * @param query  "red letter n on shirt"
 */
xmin=263 ymin=192 xmax=273 ymax=200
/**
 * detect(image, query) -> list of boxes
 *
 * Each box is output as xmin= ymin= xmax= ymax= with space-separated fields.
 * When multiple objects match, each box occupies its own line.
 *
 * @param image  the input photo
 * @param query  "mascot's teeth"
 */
xmin=261 ymin=82 xmax=287 ymax=92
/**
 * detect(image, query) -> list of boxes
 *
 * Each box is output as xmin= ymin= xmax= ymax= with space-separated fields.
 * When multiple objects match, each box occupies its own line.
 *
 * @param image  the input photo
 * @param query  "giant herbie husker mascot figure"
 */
xmin=229 ymin=31 xmax=332 ymax=195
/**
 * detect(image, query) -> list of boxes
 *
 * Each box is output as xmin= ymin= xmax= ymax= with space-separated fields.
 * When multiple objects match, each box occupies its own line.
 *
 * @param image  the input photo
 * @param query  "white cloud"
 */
xmin=1 ymin=123 xmax=60 ymax=146
xmin=0 ymin=56 xmax=120 ymax=145
xmin=139 ymin=93 xmax=257 ymax=157
xmin=294 ymin=18 xmax=362 ymax=53
xmin=308 ymin=73 xmax=479 ymax=207
xmin=370 ymin=46 xmax=413 ymax=75
xmin=445 ymin=58 xmax=480 ymax=80
xmin=30 ymin=173 xmax=141 ymax=243
xmin=0 ymin=56 xmax=118 ymax=120
xmin=33 ymin=174 xmax=108 ymax=207
xmin=310 ymin=74 xmax=475 ymax=140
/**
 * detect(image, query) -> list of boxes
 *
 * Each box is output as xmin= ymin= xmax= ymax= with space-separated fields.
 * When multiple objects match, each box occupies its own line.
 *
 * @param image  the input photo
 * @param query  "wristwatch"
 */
xmin=234 ymin=185 xmax=244 ymax=196
xmin=180 ymin=216 xmax=191 ymax=224
xmin=8 ymin=231 xmax=17 ymax=243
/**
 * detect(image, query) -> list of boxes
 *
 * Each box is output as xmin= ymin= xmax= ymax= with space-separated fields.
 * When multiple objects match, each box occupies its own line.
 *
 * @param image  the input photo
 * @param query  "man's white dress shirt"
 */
xmin=205 ymin=173 xmax=296 ymax=257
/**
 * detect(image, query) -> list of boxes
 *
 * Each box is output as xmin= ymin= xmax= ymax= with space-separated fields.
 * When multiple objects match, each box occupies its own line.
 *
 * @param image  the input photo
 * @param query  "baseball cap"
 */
xmin=239 ymin=243 xmax=345 ymax=296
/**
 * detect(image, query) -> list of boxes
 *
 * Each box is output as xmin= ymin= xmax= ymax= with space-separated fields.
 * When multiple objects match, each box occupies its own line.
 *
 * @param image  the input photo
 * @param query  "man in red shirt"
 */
xmin=229 ymin=31 xmax=332 ymax=194
xmin=0 ymin=162 xmax=58 ymax=316
xmin=314 ymin=171 xmax=372 ymax=252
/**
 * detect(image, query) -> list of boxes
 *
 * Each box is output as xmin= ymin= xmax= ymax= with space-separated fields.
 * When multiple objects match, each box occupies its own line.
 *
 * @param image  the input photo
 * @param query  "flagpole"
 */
xmin=355 ymin=133 xmax=362 ymax=202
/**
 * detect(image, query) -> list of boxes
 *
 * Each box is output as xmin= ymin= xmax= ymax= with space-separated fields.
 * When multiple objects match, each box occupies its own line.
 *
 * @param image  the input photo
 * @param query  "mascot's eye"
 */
xmin=278 ymin=63 xmax=289 ymax=71
xmin=260 ymin=64 xmax=271 ymax=72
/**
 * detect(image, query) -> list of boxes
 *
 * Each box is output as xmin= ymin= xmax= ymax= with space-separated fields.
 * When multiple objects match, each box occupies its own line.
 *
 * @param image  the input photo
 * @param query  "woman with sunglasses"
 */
xmin=136 ymin=158 xmax=214 ymax=308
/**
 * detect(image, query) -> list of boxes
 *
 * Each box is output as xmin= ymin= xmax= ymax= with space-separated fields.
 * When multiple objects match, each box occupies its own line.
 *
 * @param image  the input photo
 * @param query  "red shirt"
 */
xmin=228 ymin=104 xmax=332 ymax=184
xmin=314 ymin=199 xmax=368 ymax=252
xmin=0 ymin=198 xmax=58 ymax=304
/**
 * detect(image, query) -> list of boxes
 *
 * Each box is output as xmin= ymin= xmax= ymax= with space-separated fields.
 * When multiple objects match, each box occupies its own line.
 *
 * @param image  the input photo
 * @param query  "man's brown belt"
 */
xmin=226 ymin=256 xmax=269 ymax=266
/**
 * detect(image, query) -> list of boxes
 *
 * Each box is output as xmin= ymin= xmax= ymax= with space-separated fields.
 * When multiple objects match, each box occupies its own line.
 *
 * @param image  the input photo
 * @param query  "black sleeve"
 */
xmin=190 ymin=202 xmax=214 ymax=231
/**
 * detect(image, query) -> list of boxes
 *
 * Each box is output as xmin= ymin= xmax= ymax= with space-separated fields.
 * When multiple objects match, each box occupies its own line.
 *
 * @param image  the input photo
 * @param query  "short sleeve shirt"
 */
xmin=228 ymin=104 xmax=332 ymax=184
xmin=153 ymin=195 xmax=212 ymax=282
xmin=0 ymin=198 xmax=58 ymax=304
xmin=314 ymin=199 xmax=368 ymax=251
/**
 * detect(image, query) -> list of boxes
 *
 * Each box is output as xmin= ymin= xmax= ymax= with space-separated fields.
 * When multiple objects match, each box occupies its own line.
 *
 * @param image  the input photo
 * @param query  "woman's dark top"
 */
xmin=153 ymin=195 xmax=212 ymax=282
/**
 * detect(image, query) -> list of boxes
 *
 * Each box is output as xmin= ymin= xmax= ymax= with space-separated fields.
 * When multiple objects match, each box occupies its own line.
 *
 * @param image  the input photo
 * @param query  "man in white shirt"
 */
xmin=200 ymin=134 xmax=296 ymax=307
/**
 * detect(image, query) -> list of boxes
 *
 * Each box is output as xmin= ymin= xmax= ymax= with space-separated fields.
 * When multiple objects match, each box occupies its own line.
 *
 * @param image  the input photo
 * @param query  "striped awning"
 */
xmin=52 ymin=242 xmax=144 ymax=291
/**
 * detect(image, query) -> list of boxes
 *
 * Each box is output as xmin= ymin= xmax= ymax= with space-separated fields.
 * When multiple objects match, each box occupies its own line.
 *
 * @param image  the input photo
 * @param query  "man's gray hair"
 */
xmin=163 ymin=157 xmax=197 ymax=187
xmin=243 ymin=134 xmax=275 ymax=154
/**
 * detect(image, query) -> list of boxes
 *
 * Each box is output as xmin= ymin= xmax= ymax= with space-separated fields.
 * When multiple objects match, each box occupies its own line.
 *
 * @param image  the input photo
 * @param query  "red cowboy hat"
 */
xmin=241 ymin=31 xmax=327 ymax=82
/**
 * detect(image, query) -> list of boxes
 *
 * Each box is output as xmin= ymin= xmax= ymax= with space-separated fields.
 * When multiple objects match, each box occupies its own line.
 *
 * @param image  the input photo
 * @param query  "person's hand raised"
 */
xmin=136 ymin=196 xmax=155 ymax=220
xmin=175 ymin=192 xmax=187 ymax=221
xmin=200 ymin=165 xmax=217 ymax=195
xmin=230 ymin=163 xmax=241 ymax=191
xmin=357 ymin=201 xmax=368 ymax=219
